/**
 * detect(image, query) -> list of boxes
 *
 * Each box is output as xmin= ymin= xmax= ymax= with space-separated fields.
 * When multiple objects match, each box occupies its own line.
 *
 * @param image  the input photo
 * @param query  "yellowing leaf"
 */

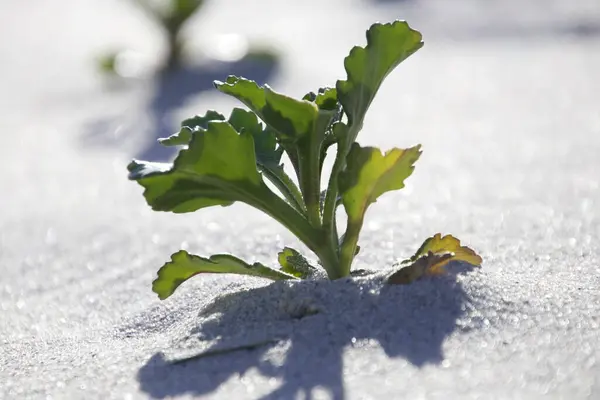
xmin=406 ymin=233 xmax=482 ymax=273
xmin=388 ymin=234 xmax=482 ymax=285
xmin=387 ymin=251 xmax=453 ymax=284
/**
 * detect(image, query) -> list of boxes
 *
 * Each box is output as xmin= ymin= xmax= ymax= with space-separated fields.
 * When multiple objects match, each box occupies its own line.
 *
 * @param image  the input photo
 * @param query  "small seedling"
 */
xmin=128 ymin=21 xmax=482 ymax=300
xmin=98 ymin=0 xmax=205 ymax=75
xmin=134 ymin=0 xmax=205 ymax=70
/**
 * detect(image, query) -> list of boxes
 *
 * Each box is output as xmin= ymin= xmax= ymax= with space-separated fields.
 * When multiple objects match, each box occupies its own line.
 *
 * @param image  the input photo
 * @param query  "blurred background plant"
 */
xmin=89 ymin=0 xmax=280 ymax=162
xmin=133 ymin=0 xmax=204 ymax=70
xmin=97 ymin=0 xmax=278 ymax=78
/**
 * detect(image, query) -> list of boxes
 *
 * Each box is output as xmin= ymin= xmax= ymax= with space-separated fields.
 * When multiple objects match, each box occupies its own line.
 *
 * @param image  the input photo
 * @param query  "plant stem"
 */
xmin=316 ymin=240 xmax=343 ymax=279
xmin=338 ymin=217 xmax=362 ymax=277
xmin=298 ymin=142 xmax=322 ymax=228
xmin=253 ymin=186 xmax=323 ymax=258
xmin=260 ymin=166 xmax=306 ymax=215
xmin=322 ymin=144 xmax=346 ymax=264
xmin=256 ymin=191 xmax=340 ymax=279
xmin=164 ymin=30 xmax=183 ymax=71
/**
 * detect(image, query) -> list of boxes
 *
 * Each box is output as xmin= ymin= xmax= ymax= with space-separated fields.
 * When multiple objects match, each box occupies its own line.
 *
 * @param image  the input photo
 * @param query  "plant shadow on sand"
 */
xmin=82 ymin=54 xmax=279 ymax=162
xmin=137 ymin=263 xmax=480 ymax=399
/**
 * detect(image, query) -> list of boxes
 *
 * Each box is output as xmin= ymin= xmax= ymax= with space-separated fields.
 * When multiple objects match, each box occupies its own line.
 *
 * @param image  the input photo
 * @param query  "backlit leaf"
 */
xmin=153 ymin=250 xmax=297 ymax=299
xmin=277 ymin=247 xmax=316 ymax=278
xmin=158 ymin=110 xmax=225 ymax=146
xmin=403 ymin=233 xmax=483 ymax=273
xmin=128 ymin=120 xmax=272 ymax=213
xmin=227 ymin=108 xmax=305 ymax=213
xmin=387 ymin=251 xmax=453 ymax=284
xmin=340 ymin=143 xmax=421 ymax=225
xmin=388 ymin=234 xmax=482 ymax=284
xmin=338 ymin=143 xmax=421 ymax=273
xmin=336 ymin=20 xmax=423 ymax=145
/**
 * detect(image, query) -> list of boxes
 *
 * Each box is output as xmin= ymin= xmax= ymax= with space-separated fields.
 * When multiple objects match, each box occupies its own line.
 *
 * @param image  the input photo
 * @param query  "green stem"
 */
xmin=298 ymin=142 xmax=322 ymax=228
xmin=338 ymin=218 xmax=362 ymax=277
xmin=322 ymin=144 xmax=346 ymax=266
xmin=255 ymin=188 xmax=322 ymax=256
xmin=258 ymin=188 xmax=341 ymax=279
xmin=260 ymin=166 xmax=306 ymax=215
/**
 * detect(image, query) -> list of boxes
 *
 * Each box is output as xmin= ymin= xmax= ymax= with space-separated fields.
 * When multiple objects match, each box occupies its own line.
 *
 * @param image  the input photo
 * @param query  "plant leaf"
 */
xmin=304 ymin=88 xmax=344 ymax=176
xmin=227 ymin=108 xmax=305 ymax=213
xmin=216 ymin=76 xmax=334 ymax=225
xmin=215 ymin=76 xmax=319 ymax=142
xmin=158 ymin=110 xmax=226 ymax=146
xmin=337 ymin=143 xmax=421 ymax=274
xmin=227 ymin=108 xmax=282 ymax=166
xmin=388 ymin=234 xmax=482 ymax=284
xmin=336 ymin=20 xmax=423 ymax=144
xmin=387 ymin=251 xmax=454 ymax=284
xmin=129 ymin=120 xmax=274 ymax=213
xmin=129 ymin=120 xmax=321 ymax=256
xmin=339 ymin=143 xmax=421 ymax=225
xmin=153 ymin=250 xmax=297 ymax=299
xmin=277 ymin=247 xmax=317 ymax=278
xmin=303 ymin=87 xmax=339 ymax=111
xmin=403 ymin=233 xmax=483 ymax=271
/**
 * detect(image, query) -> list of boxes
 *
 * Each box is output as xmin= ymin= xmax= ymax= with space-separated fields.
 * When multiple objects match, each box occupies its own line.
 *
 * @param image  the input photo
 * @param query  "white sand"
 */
xmin=2 ymin=0 xmax=600 ymax=398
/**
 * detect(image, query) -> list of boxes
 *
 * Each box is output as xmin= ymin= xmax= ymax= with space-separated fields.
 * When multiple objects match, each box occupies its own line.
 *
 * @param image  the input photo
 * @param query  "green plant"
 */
xmin=133 ymin=0 xmax=205 ymax=69
xmin=128 ymin=20 xmax=482 ymax=300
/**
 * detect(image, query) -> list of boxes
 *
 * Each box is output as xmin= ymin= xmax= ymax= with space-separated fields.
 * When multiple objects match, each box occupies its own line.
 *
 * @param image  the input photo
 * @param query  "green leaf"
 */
xmin=129 ymin=121 xmax=267 ymax=212
xmin=303 ymin=87 xmax=339 ymax=111
xmin=336 ymin=20 xmax=423 ymax=144
xmin=228 ymin=108 xmax=305 ymax=213
xmin=340 ymin=143 xmax=421 ymax=222
xmin=129 ymin=120 xmax=322 ymax=259
xmin=228 ymin=108 xmax=282 ymax=167
xmin=158 ymin=110 xmax=225 ymax=146
xmin=214 ymin=77 xmax=320 ymax=184
xmin=153 ymin=250 xmax=297 ymax=299
xmin=277 ymin=247 xmax=317 ymax=278
xmin=215 ymin=76 xmax=319 ymax=142
xmin=337 ymin=143 xmax=422 ymax=274
xmin=387 ymin=234 xmax=482 ymax=284
xmin=303 ymin=88 xmax=344 ymax=176
xmin=216 ymin=76 xmax=333 ymax=226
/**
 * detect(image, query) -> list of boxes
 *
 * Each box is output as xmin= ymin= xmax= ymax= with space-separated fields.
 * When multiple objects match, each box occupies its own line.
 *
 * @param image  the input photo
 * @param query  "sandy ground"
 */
xmin=1 ymin=0 xmax=600 ymax=399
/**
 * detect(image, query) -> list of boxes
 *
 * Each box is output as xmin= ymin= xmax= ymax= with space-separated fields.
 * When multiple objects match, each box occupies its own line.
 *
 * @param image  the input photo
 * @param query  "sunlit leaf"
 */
xmin=336 ymin=20 xmax=423 ymax=146
xmin=339 ymin=143 xmax=421 ymax=230
xmin=129 ymin=120 xmax=272 ymax=213
xmin=277 ymin=247 xmax=316 ymax=278
xmin=388 ymin=234 xmax=482 ymax=284
xmin=158 ymin=110 xmax=225 ymax=146
xmin=403 ymin=233 xmax=483 ymax=272
xmin=153 ymin=250 xmax=297 ymax=299
xmin=215 ymin=76 xmax=319 ymax=142
xmin=227 ymin=108 xmax=305 ymax=213
xmin=387 ymin=251 xmax=453 ymax=284
xmin=338 ymin=143 xmax=421 ymax=273
xmin=303 ymin=87 xmax=339 ymax=111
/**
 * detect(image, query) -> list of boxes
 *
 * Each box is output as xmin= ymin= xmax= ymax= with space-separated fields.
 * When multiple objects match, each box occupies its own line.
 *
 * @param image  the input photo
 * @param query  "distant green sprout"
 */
xmin=97 ymin=0 xmax=204 ymax=75
xmin=128 ymin=21 xmax=482 ymax=300
xmin=98 ymin=0 xmax=278 ymax=77
xmin=134 ymin=0 xmax=205 ymax=70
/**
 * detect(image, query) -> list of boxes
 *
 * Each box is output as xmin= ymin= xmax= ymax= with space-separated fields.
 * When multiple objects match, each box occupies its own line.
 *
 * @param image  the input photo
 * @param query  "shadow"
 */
xmin=137 ymin=262 xmax=479 ymax=399
xmin=82 ymin=54 xmax=279 ymax=161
